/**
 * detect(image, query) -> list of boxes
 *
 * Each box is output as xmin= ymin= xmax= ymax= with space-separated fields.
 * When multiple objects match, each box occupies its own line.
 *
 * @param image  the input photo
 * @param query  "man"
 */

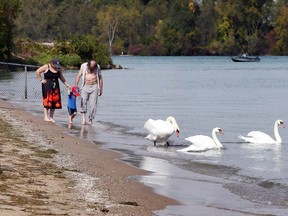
xmin=75 ymin=60 xmax=103 ymax=125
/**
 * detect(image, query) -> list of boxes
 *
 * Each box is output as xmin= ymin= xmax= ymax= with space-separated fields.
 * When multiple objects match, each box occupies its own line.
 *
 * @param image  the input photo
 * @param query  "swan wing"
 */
xmin=185 ymin=135 xmax=215 ymax=149
xmin=238 ymin=135 xmax=257 ymax=143
xmin=178 ymin=135 xmax=215 ymax=152
xmin=177 ymin=144 xmax=204 ymax=152
xmin=144 ymin=119 xmax=173 ymax=141
xmin=247 ymin=131 xmax=275 ymax=143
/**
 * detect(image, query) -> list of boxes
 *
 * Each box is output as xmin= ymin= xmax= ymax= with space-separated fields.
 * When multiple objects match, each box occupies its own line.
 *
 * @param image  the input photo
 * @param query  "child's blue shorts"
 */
xmin=67 ymin=107 xmax=77 ymax=116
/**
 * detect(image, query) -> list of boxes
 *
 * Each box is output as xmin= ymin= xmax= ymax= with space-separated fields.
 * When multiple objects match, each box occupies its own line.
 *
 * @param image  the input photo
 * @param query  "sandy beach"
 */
xmin=0 ymin=99 xmax=177 ymax=215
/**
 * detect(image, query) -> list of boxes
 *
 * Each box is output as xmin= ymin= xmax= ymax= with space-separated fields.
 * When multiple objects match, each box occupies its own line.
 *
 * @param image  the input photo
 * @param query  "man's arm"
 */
xmin=99 ymin=74 xmax=103 ymax=96
xmin=97 ymin=65 xmax=103 ymax=96
xmin=75 ymin=65 xmax=83 ymax=86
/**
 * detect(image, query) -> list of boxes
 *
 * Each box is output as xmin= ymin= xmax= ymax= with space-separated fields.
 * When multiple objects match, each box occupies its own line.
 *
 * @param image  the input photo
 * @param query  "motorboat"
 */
xmin=230 ymin=53 xmax=260 ymax=62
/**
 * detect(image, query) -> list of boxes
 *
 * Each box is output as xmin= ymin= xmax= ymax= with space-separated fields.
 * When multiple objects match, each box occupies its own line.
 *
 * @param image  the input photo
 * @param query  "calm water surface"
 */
xmin=1 ymin=56 xmax=288 ymax=215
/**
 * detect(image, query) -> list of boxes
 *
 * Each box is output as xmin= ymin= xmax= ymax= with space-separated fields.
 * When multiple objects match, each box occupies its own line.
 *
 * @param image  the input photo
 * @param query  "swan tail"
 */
xmin=144 ymin=119 xmax=154 ymax=130
xmin=177 ymin=148 xmax=188 ymax=152
xmin=145 ymin=134 xmax=155 ymax=142
xmin=238 ymin=135 xmax=253 ymax=143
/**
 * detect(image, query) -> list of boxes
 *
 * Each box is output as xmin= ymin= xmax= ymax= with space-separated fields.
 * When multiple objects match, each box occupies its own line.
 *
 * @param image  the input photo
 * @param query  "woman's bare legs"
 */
xmin=49 ymin=109 xmax=56 ymax=122
xmin=43 ymin=108 xmax=50 ymax=121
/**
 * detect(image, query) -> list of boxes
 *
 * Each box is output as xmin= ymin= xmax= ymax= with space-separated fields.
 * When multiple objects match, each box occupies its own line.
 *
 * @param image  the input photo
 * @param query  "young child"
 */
xmin=68 ymin=86 xmax=80 ymax=124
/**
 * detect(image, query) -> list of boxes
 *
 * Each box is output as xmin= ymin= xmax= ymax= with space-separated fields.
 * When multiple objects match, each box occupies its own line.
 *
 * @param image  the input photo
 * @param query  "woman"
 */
xmin=36 ymin=58 xmax=71 ymax=122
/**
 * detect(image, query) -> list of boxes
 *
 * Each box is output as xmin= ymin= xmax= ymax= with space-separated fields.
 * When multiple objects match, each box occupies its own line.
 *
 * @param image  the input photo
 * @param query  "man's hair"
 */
xmin=87 ymin=60 xmax=97 ymax=70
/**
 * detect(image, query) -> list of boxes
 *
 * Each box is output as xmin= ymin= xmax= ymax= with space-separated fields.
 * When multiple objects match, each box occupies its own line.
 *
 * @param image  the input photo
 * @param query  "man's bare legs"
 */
xmin=81 ymin=112 xmax=86 ymax=125
xmin=81 ymin=112 xmax=92 ymax=125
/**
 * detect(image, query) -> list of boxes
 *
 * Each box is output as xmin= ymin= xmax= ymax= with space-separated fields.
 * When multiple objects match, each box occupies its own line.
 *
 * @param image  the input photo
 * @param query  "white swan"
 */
xmin=144 ymin=116 xmax=180 ymax=146
xmin=177 ymin=127 xmax=224 ymax=152
xmin=238 ymin=120 xmax=285 ymax=144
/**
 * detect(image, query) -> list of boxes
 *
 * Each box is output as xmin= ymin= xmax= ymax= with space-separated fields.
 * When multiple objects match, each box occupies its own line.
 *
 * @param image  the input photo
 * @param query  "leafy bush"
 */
xmin=59 ymin=54 xmax=81 ymax=67
xmin=70 ymin=35 xmax=112 ymax=65
xmin=23 ymin=57 xmax=39 ymax=65
xmin=12 ymin=35 xmax=112 ymax=67
xmin=37 ymin=53 xmax=54 ymax=65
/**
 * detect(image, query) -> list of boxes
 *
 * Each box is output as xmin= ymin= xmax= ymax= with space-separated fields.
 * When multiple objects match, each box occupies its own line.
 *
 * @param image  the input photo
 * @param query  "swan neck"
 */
xmin=274 ymin=122 xmax=281 ymax=143
xmin=212 ymin=131 xmax=223 ymax=147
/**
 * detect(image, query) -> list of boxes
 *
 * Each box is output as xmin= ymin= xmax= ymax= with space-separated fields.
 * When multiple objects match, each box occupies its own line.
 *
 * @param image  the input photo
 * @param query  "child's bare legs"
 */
xmin=43 ymin=108 xmax=50 ymax=121
xmin=69 ymin=112 xmax=77 ymax=124
xmin=68 ymin=115 xmax=72 ymax=124
xmin=50 ymin=109 xmax=55 ymax=122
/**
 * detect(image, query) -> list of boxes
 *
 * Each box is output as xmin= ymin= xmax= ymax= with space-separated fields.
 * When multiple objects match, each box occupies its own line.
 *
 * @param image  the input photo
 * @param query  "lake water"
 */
xmin=1 ymin=56 xmax=288 ymax=215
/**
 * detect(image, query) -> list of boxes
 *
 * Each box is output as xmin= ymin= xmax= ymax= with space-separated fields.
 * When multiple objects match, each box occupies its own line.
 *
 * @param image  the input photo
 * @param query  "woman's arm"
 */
xmin=36 ymin=64 xmax=48 ymax=83
xmin=59 ymin=70 xmax=71 ymax=88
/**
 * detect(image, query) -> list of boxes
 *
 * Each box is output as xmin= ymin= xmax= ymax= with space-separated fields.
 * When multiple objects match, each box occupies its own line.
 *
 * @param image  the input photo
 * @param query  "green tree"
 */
xmin=197 ymin=0 xmax=217 ymax=51
xmin=119 ymin=6 xmax=141 ymax=51
xmin=15 ymin=0 xmax=99 ymax=40
xmin=97 ymin=4 xmax=125 ymax=55
xmin=15 ymin=0 xmax=55 ymax=40
xmin=215 ymin=0 xmax=273 ymax=54
xmin=10 ymin=0 xmax=284 ymax=56
xmin=0 ymin=0 xmax=20 ymax=60
xmin=273 ymin=2 xmax=288 ymax=54
xmin=70 ymin=35 xmax=112 ymax=65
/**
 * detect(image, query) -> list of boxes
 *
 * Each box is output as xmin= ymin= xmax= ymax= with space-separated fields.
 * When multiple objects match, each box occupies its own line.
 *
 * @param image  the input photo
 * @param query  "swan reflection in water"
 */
xmin=240 ymin=139 xmax=283 ymax=173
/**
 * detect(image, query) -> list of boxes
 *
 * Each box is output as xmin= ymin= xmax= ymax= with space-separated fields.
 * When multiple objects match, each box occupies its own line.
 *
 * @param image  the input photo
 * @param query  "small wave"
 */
xmin=177 ymin=160 xmax=288 ymax=207
xmin=225 ymin=181 xmax=288 ymax=207
xmin=98 ymin=121 xmax=132 ymax=133
xmin=98 ymin=120 xmax=148 ymax=138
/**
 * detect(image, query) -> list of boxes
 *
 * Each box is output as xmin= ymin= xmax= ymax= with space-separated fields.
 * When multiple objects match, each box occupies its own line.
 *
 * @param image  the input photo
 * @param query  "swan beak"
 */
xmin=176 ymin=130 xmax=180 ymax=137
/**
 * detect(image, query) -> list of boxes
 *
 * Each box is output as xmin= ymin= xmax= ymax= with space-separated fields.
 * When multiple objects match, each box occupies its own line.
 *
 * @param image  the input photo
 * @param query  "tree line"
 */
xmin=1 ymin=0 xmax=288 ymax=61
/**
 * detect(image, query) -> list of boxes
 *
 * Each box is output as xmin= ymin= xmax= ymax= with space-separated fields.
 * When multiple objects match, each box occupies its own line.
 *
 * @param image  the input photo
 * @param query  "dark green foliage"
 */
xmin=70 ymin=35 xmax=112 ymax=65
xmin=0 ymin=0 xmax=20 ymax=60
xmin=13 ymin=38 xmax=111 ymax=67
xmin=60 ymin=54 xmax=82 ymax=67
xmin=6 ymin=0 xmax=288 ymax=56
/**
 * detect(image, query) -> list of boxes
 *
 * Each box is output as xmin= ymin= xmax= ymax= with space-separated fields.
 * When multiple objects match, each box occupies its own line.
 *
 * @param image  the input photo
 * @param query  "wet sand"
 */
xmin=0 ymin=99 xmax=177 ymax=215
